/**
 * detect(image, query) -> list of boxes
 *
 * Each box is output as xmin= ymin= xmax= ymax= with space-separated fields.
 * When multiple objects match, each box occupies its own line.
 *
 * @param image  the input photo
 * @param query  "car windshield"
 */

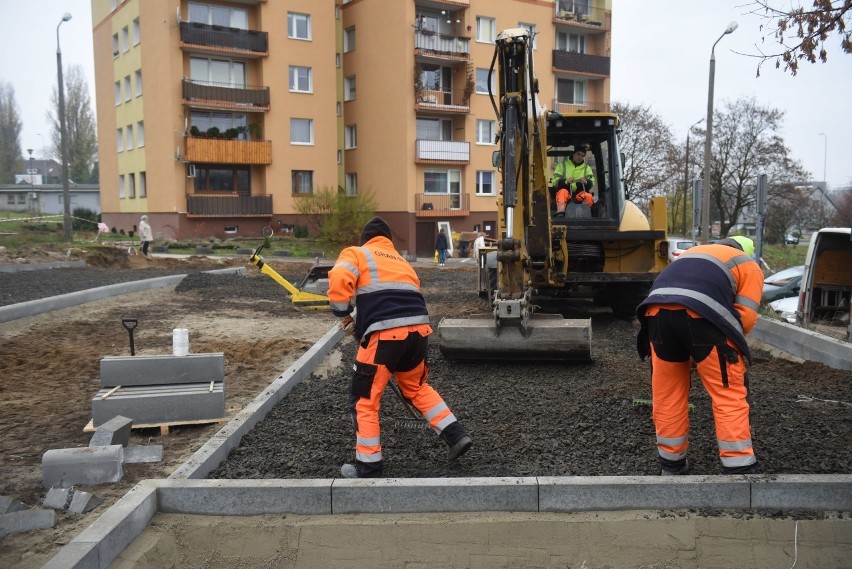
xmin=765 ymin=265 xmax=804 ymax=286
xmin=675 ymin=241 xmax=694 ymax=250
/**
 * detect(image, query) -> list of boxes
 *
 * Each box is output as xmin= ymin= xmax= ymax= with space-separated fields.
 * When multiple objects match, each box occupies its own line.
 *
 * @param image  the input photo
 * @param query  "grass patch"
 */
xmin=761 ymin=243 xmax=807 ymax=271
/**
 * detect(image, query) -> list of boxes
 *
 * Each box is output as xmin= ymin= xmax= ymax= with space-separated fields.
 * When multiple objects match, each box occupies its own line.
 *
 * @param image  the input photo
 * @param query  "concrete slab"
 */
xmin=89 ymin=415 xmax=133 ymax=447
xmin=0 ymin=508 xmax=56 ymax=537
xmin=0 ymin=494 xmax=27 ymax=513
xmin=122 ymin=445 xmax=163 ymax=464
xmin=42 ymin=445 xmax=124 ymax=489
xmin=69 ymin=490 xmax=103 ymax=514
xmin=157 ymin=479 xmax=333 ymax=515
xmin=99 ymin=353 xmax=225 ymax=387
xmin=332 ymin=477 xmax=539 ymax=514
xmin=752 ymin=317 xmax=852 ymax=371
xmin=538 ymin=475 xmax=751 ymax=511
xmin=43 ymin=487 xmax=73 ymax=510
xmin=92 ymin=382 xmax=224 ymax=427
xmin=750 ymin=474 xmax=852 ymax=511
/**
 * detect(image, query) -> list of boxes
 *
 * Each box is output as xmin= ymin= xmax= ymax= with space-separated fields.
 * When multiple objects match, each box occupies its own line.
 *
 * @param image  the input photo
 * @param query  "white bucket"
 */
xmin=172 ymin=328 xmax=189 ymax=356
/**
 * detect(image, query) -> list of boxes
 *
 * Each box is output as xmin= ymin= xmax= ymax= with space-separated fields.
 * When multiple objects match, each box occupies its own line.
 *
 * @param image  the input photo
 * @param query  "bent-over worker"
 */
xmin=635 ymin=236 xmax=764 ymax=475
xmin=328 ymin=216 xmax=473 ymax=478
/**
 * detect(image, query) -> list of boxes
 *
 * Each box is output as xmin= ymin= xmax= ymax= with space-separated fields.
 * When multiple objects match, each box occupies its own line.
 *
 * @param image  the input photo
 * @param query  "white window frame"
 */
xmin=121 ymin=26 xmax=129 ymax=53
xmin=344 ymin=125 xmax=357 ymax=149
xmin=557 ymin=32 xmax=586 ymax=53
xmin=287 ymin=12 xmax=311 ymax=40
xmin=190 ymin=57 xmax=246 ymax=87
xmin=288 ymin=66 xmax=313 ymax=93
xmin=476 ymin=16 xmax=496 ymax=43
xmin=344 ymin=76 xmax=356 ymax=101
xmin=290 ymin=118 xmax=314 ymax=145
xmin=343 ymin=26 xmax=356 ymax=53
xmin=556 ymin=78 xmax=587 ymax=105
xmin=336 ymin=101 xmax=342 ymax=116
xmin=475 ymin=68 xmax=495 ymax=95
xmin=416 ymin=118 xmax=452 ymax=141
xmin=118 ymin=174 xmax=126 ymax=198
xmin=136 ymin=121 xmax=145 ymax=147
xmin=132 ymin=18 xmax=140 ymax=45
xmin=124 ymin=76 xmax=132 ymax=102
xmin=476 ymin=120 xmax=496 ymax=144
xmin=345 ymin=173 xmax=357 ymax=196
xmin=125 ymin=124 xmax=134 ymax=150
xmin=519 ymin=22 xmax=537 ymax=49
xmin=112 ymin=34 xmax=119 ymax=58
xmin=476 ymin=170 xmax=496 ymax=196
xmin=135 ymin=70 xmax=143 ymax=97
xmin=128 ymin=172 xmax=136 ymax=198
xmin=188 ymin=2 xmax=247 ymax=29
xmin=116 ymin=128 xmax=124 ymax=152
xmin=292 ymin=170 xmax=314 ymax=194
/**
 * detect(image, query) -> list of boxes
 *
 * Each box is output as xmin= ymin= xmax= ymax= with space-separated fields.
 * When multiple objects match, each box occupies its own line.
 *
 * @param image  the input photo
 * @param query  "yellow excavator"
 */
xmin=438 ymin=28 xmax=668 ymax=362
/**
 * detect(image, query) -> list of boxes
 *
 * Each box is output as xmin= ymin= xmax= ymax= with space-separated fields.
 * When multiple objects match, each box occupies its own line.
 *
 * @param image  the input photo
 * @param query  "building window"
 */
xmin=556 ymin=78 xmax=586 ymax=105
xmin=518 ymin=22 xmax=537 ymax=49
xmin=290 ymin=118 xmax=314 ymax=145
xmin=476 ymin=16 xmax=495 ymax=43
xmin=190 ymin=57 xmax=245 ymax=87
xmin=194 ymin=166 xmax=251 ymax=193
xmin=556 ymin=32 xmax=586 ymax=53
xmin=476 ymin=120 xmax=496 ymax=144
xmin=118 ymin=174 xmax=126 ymax=198
xmin=132 ymin=18 xmax=140 ymax=45
xmin=292 ymin=170 xmax=313 ymax=195
xmin=114 ymin=81 xmax=121 ymax=105
xmin=116 ymin=128 xmax=123 ymax=152
xmin=137 ymin=121 xmax=145 ymax=147
xmin=128 ymin=172 xmax=136 ymax=198
xmin=138 ymin=171 xmax=147 ymax=197
xmin=288 ymin=66 xmax=312 ymax=93
xmin=121 ymin=26 xmax=129 ymax=52
xmin=344 ymin=76 xmax=356 ymax=101
xmin=124 ymin=76 xmax=131 ymax=102
xmin=135 ymin=70 xmax=142 ymax=96
xmin=475 ymin=68 xmax=495 ymax=95
xmin=344 ymin=125 xmax=356 ymax=149
xmin=287 ymin=12 xmax=311 ymax=40
xmin=416 ymin=118 xmax=452 ymax=141
xmin=336 ymin=53 xmax=341 ymax=68
xmin=476 ymin=171 xmax=496 ymax=195
xmin=336 ymin=101 xmax=342 ymax=116
xmin=112 ymin=34 xmax=119 ymax=57
xmin=424 ymin=169 xmax=461 ymax=196
xmin=190 ymin=111 xmax=248 ymax=138
xmin=188 ymin=2 xmax=247 ymax=29
xmin=125 ymin=124 xmax=134 ymax=150
xmin=337 ymin=150 xmax=343 ymax=165
xmin=343 ymin=26 xmax=356 ymax=53
xmin=345 ymin=173 xmax=357 ymax=196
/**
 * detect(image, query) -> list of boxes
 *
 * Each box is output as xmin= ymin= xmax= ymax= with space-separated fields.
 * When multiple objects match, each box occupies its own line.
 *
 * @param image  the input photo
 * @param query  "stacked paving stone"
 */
xmin=92 ymin=353 xmax=225 ymax=427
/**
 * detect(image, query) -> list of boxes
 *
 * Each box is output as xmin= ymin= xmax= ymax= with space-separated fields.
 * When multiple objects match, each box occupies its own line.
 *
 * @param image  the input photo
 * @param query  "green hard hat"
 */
xmin=730 ymin=236 xmax=755 ymax=257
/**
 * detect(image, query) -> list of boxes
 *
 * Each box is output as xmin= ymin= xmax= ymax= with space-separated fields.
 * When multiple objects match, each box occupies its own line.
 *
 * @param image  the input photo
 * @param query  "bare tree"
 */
xmin=744 ymin=0 xmax=852 ymax=76
xmin=0 ymin=81 xmax=23 ymax=184
xmin=829 ymin=188 xmax=852 ymax=225
xmin=47 ymin=65 xmax=97 ymax=184
xmin=704 ymin=97 xmax=809 ymax=237
xmin=611 ymin=102 xmax=678 ymax=208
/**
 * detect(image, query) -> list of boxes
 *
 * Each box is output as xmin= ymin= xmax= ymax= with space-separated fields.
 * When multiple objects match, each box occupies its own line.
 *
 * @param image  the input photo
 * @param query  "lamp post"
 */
xmin=700 ymin=21 xmax=738 ymax=243
xmin=682 ymin=118 xmax=704 ymax=236
xmin=57 ymin=12 xmax=72 ymax=242
xmin=27 ymin=148 xmax=34 ymax=185
xmin=818 ymin=132 xmax=827 ymax=184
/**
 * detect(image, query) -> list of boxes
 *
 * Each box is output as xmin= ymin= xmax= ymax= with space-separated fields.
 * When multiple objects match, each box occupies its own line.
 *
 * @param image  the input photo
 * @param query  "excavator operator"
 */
xmin=550 ymin=145 xmax=595 ymax=195
xmin=635 ymin=236 xmax=764 ymax=476
xmin=328 ymin=216 xmax=472 ymax=478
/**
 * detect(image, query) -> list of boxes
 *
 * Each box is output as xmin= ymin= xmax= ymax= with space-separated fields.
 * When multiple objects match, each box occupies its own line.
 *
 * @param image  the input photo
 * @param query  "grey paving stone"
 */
xmin=100 ymin=353 xmax=225 ymax=387
xmin=42 ymin=446 xmax=124 ymax=489
xmin=0 ymin=509 xmax=56 ymax=537
xmin=68 ymin=490 xmax=103 ymax=514
xmin=43 ymin=487 xmax=73 ymax=510
xmin=92 ymin=383 xmax=225 ymax=427
xmin=123 ymin=445 xmax=164 ymax=464
xmin=0 ymin=495 xmax=27 ymax=513
xmin=89 ymin=415 xmax=133 ymax=447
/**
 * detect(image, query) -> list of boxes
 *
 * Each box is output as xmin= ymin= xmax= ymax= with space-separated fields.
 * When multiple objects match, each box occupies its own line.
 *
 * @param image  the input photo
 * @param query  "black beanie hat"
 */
xmin=359 ymin=216 xmax=392 ymax=245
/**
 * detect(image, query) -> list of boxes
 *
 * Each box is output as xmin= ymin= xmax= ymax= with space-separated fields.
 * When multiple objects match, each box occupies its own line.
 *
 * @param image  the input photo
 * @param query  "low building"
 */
xmin=0 ymin=184 xmax=101 ymax=216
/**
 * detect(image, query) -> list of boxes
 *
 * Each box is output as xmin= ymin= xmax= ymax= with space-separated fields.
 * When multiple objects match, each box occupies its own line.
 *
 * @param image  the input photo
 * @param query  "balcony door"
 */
xmin=421 ymin=64 xmax=453 ymax=105
xmin=425 ymin=169 xmax=461 ymax=209
xmin=190 ymin=57 xmax=245 ymax=88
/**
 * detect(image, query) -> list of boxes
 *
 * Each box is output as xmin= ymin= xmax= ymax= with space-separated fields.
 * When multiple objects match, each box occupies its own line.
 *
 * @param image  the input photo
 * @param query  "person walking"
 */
xmin=472 ymin=232 xmax=486 ymax=263
xmin=138 ymin=215 xmax=153 ymax=257
xmin=328 ymin=217 xmax=473 ymax=478
xmin=635 ymin=236 xmax=764 ymax=475
xmin=435 ymin=228 xmax=449 ymax=267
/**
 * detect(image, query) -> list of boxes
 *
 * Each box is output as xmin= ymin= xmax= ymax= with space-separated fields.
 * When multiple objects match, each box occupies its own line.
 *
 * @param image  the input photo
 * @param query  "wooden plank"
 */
xmin=84 ymin=417 xmax=226 ymax=434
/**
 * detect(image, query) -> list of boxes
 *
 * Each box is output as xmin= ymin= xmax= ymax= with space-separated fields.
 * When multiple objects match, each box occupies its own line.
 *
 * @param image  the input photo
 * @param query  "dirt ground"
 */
xmin=1 ymin=250 xmax=850 ymax=568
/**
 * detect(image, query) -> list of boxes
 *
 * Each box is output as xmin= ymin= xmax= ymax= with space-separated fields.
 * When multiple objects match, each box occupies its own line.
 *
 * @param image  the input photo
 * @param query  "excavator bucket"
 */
xmin=437 ymin=314 xmax=592 ymax=361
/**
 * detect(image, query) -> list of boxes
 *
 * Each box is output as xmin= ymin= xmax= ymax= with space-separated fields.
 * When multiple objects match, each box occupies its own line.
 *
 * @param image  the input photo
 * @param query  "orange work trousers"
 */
xmin=349 ymin=324 xmax=456 ymax=476
xmin=555 ymin=188 xmax=570 ymax=214
xmin=646 ymin=307 xmax=757 ymax=473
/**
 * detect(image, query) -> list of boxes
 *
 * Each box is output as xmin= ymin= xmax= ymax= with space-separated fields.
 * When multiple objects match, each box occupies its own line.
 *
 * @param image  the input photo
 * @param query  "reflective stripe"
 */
xmin=357 ymin=281 xmax=421 ymax=295
xmin=657 ymin=448 xmax=686 ymax=460
xmin=356 ymin=451 xmax=383 ymax=463
xmin=717 ymin=438 xmax=752 ymax=451
xmin=656 ymin=435 xmax=688 ymax=447
xmin=358 ymin=247 xmax=381 ymax=283
xmin=423 ymin=402 xmax=449 ymax=421
xmin=330 ymin=301 xmax=350 ymax=311
xmin=685 ymin=253 xmax=736 ymax=291
xmin=435 ymin=413 xmax=457 ymax=433
xmin=648 ymin=287 xmax=745 ymax=337
xmin=720 ymin=454 xmax=756 ymax=467
xmin=333 ymin=260 xmax=360 ymax=279
xmin=362 ymin=315 xmax=431 ymax=337
xmin=357 ymin=435 xmax=380 ymax=447
xmin=735 ymin=295 xmax=760 ymax=311
xmin=727 ymin=254 xmax=755 ymax=270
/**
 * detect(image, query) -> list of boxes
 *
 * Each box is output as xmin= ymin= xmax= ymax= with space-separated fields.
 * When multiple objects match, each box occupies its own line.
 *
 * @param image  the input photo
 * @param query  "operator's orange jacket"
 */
xmin=327 ymin=236 xmax=430 ymax=343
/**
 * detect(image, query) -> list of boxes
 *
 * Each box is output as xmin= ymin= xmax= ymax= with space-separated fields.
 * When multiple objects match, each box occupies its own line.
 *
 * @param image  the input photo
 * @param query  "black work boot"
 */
xmin=660 ymin=457 xmax=690 ymax=476
xmin=440 ymin=421 xmax=472 ymax=461
xmin=340 ymin=460 xmax=383 ymax=479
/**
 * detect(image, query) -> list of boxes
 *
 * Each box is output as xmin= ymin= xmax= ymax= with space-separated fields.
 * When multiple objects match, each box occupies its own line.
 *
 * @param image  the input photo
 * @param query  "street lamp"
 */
xmin=57 ymin=12 xmax=72 ymax=242
xmin=818 ymin=132 xmax=827 ymax=184
xmin=700 ymin=21 xmax=738 ymax=243
xmin=682 ymin=118 xmax=704 ymax=236
xmin=27 ymin=148 xmax=34 ymax=185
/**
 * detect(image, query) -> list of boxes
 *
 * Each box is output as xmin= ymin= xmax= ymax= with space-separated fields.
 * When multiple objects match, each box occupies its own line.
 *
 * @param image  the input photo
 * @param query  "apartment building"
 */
xmin=92 ymin=0 xmax=611 ymax=256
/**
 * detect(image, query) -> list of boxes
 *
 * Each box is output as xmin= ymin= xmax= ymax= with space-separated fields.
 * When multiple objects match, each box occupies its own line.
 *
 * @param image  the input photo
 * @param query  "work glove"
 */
xmin=338 ymin=315 xmax=356 ymax=336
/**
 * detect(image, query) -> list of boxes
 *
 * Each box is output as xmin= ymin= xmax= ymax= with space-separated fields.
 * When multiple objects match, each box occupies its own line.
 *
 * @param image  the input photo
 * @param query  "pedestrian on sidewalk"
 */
xmin=138 ymin=215 xmax=153 ymax=257
xmin=435 ymin=228 xmax=449 ymax=267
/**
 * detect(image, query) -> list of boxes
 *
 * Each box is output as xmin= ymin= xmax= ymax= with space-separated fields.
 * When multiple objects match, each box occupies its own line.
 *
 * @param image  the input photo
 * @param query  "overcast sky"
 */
xmin=1 ymin=0 xmax=850 ymax=189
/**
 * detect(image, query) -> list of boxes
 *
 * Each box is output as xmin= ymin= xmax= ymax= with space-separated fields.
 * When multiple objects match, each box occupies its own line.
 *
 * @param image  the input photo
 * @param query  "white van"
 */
xmin=797 ymin=227 xmax=852 ymax=326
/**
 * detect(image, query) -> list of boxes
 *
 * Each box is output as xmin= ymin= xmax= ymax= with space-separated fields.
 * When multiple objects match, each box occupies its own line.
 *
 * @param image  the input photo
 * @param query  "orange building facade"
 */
xmin=92 ymin=0 xmax=611 ymax=256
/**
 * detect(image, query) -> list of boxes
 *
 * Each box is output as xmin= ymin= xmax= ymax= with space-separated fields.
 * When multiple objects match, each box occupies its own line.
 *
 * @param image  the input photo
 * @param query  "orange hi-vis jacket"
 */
xmin=328 ymin=236 xmax=430 ymax=343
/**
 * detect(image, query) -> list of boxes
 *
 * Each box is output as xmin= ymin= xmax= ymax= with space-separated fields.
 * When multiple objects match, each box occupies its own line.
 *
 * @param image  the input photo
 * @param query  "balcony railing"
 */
xmin=552 ymin=50 xmax=610 ymax=76
xmin=415 ymin=140 xmax=470 ymax=163
xmin=414 ymin=31 xmax=470 ymax=60
xmin=182 ymin=79 xmax=270 ymax=110
xmin=415 ymin=88 xmax=470 ymax=113
xmin=553 ymin=3 xmax=611 ymax=30
xmin=415 ymin=193 xmax=470 ymax=217
xmin=186 ymin=194 xmax=272 ymax=217
xmin=185 ymin=137 xmax=272 ymax=164
xmin=179 ymin=21 xmax=268 ymax=55
xmin=551 ymin=100 xmax=611 ymax=114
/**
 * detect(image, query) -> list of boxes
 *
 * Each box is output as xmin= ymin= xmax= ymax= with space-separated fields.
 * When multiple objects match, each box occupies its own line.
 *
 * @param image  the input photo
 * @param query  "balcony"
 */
xmin=553 ymin=50 xmax=610 ymax=76
xmin=179 ymin=21 xmax=268 ymax=56
xmin=553 ymin=3 xmax=611 ymax=31
xmin=415 ymin=193 xmax=470 ymax=217
xmin=415 ymin=140 xmax=469 ymax=164
xmin=186 ymin=194 xmax=272 ymax=218
xmin=182 ymin=79 xmax=270 ymax=111
xmin=414 ymin=31 xmax=470 ymax=62
xmin=185 ymin=137 xmax=272 ymax=165
xmin=551 ymin=100 xmax=611 ymax=114
xmin=415 ymin=88 xmax=471 ymax=113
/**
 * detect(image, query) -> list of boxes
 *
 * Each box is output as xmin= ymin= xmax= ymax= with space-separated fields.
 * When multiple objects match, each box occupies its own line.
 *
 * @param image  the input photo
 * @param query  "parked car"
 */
xmin=665 ymin=237 xmax=696 ymax=263
xmin=761 ymin=265 xmax=804 ymax=304
xmin=784 ymin=234 xmax=800 ymax=245
xmin=768 ymin=295 xmax=798 ymax=323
